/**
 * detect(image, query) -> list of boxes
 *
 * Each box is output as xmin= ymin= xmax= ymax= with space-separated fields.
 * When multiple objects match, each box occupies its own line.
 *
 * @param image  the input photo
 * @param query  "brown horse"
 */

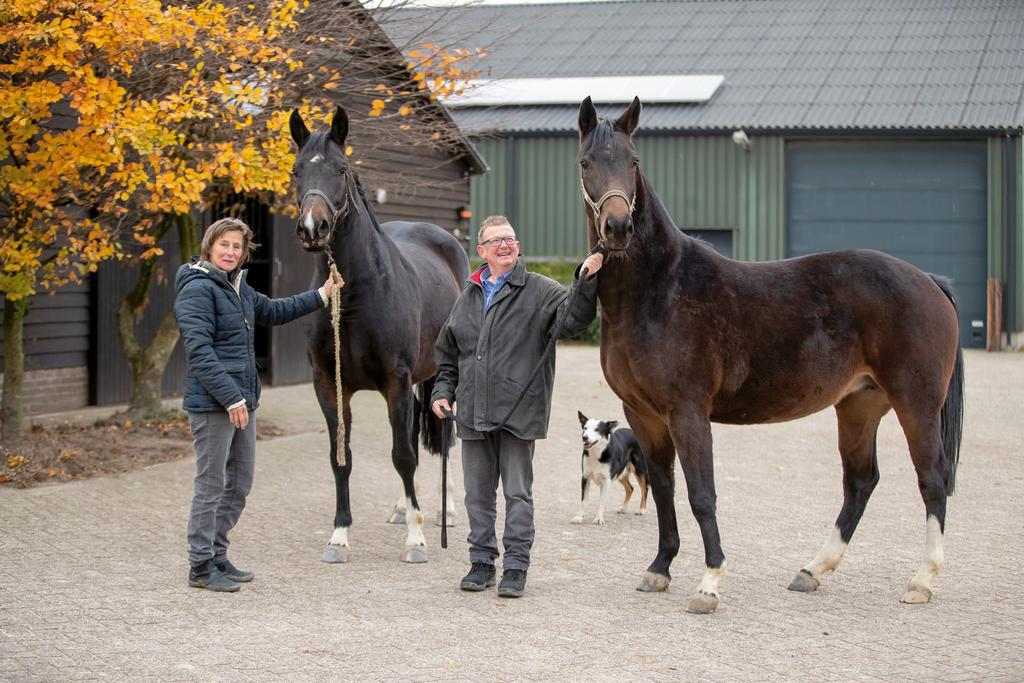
xmin=577 ymin=96 xmax=964 ymax=613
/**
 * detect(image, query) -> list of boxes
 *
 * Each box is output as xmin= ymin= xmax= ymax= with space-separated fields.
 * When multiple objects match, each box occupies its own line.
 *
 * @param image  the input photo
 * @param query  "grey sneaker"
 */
xmin=460 ymin=563 xmax=496 ymax=591
xmin=497 ymin=569 xmax=527 ymax=598
xmin=216 ymin=559 xmax=254 ymax=583
xmin=188 ymin=564 xmax=240 ymax=592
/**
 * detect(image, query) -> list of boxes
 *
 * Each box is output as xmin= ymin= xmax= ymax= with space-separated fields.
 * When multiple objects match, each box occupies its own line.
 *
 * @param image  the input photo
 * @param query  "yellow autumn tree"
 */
xmin=0 ymin=0 xmax=481 ymax=438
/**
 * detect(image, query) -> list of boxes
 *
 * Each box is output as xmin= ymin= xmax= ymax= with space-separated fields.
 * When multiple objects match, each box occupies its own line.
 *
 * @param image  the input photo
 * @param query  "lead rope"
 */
xmin=326 ymin=247 xmax=346 ymax=467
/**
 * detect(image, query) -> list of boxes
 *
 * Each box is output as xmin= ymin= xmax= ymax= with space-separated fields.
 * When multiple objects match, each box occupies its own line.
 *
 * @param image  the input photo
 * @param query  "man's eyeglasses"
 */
xmin=480 ymin=236 xmax=519 ymax=248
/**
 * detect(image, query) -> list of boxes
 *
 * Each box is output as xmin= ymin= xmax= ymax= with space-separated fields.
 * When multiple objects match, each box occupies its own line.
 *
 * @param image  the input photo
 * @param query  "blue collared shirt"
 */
xmin=480 ymin=266 xmax=513 ymax=312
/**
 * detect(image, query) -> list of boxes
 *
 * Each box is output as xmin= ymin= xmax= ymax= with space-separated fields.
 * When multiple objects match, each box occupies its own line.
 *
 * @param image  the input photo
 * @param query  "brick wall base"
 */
xmin=0 ymin=367 xmax=90 ymax=416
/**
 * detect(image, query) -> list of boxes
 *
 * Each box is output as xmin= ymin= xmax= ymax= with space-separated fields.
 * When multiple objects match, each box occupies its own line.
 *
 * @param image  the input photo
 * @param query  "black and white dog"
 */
xmin=574 ymin=411 xmax=649 ymax=524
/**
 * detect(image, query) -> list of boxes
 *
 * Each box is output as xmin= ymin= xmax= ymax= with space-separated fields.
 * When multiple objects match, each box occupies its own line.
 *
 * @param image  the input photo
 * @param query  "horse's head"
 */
xmin=577 ymin=96 xmax=642 ymax=252
xmin=289 ymin=106 xmax=358 ymax=252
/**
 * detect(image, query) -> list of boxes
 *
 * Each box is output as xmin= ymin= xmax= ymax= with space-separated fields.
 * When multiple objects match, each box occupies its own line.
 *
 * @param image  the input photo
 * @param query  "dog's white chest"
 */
xmin=582 ymin=450 xmax=610 ymax=482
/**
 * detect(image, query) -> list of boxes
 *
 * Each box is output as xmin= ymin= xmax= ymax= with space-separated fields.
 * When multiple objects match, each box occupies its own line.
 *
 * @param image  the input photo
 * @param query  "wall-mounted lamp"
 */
xmin=731 ymin=129 xmax=752 ymax=152
xmin=456 ymin=206 xmax=473 ymax=220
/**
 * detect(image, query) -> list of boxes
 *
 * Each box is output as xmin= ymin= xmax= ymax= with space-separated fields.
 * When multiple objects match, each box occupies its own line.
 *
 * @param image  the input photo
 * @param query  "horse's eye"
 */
xmin=580 ymin=159 xmax=590 ymax=170
xmin=631 ymin=158 xmax=639 ymax=167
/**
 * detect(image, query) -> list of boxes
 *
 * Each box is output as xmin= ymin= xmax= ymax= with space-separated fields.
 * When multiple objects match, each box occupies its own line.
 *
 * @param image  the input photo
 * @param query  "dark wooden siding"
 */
xmin=0 ymin=280 xmax=91 ymax=373
xmin=93 ymin=221 xmax=200 ymax=405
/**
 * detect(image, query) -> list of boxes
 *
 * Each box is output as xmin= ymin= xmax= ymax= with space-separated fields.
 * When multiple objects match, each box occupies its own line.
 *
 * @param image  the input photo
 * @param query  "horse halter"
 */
xmin=297 ymin=162 xmax=359 ymax=236
xmin=580 ymin=176 xmax=636 ymax=246
xmin=299 ymin=187 xmax=349 ymax=233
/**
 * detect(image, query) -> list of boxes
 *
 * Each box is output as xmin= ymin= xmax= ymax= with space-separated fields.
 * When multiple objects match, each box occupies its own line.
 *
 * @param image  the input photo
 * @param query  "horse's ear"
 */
xmin=578 ymin=410 xmax=588 ymax=427
xmin=330 ymin=105 xmax=349 ymax=147
xmin=289 ymin=109 xmax=310 ymax=148
xmin=578 ymin=96 xmax=598 ymax=141
xmin=615 ymin=96 xmax=641 ymax=136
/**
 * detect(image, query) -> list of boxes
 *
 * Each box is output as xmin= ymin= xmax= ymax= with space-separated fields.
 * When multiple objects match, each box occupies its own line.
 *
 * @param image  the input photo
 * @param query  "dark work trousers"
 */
xmin=461 ymin=430 xmax=536 ymax=571
xmin=186 ymin=410 xmax=256 ymax=568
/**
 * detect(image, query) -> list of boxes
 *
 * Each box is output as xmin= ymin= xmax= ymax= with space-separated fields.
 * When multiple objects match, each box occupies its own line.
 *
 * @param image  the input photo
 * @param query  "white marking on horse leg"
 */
xmin=405 ymin=497 xmax=426 ymax=546
xmin=328 ymin=526 xmax=350 ymax=547
xmin=386 ymin=493 xmax=406 ymax=524
xmin=902 ymin=515 xmax=943 ymax=604
xmin=594 ymin=479 xmax=610 ymax=524
xmin=322 ymin=526 xmax=351 ymax=563
xmin=803 ymin=526 xmax=848 ymax=580
xmin=695 ymin=562 xmax=727 ymax=597
xmin=435 ymin=474 xmax=459 ymax=527
xmin=400 ymin=497 xmax=428 ymax=563
xmin=445 ymin=475 xmax=458 ymax=520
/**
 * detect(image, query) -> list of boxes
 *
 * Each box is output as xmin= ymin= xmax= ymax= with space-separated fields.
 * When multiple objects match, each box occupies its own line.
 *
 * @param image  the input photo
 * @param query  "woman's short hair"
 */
xmin=201 ymin=218 xmax=258 ymax=267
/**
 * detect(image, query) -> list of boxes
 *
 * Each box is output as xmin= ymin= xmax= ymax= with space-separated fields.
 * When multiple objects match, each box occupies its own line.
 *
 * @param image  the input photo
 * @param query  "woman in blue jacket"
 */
xmin=174 ymin=217 xmax=339 ymax=592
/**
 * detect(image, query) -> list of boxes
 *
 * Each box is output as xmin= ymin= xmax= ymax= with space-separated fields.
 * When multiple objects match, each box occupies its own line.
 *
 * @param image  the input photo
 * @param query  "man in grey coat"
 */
xmin=431 ymin=215 xmax=603 ymax=597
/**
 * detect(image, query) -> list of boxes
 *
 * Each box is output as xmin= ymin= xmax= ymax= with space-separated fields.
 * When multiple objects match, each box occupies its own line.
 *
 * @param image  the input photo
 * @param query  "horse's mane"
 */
xmin=581 ymin=118 xmax=616 ymax=156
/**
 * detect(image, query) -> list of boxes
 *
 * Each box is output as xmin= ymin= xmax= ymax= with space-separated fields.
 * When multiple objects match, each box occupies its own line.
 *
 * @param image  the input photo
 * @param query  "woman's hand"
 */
xmin=228 ymin=404 xmax=250 ymax=429
xmin=321 ymin=272 xmax=345 ymax=300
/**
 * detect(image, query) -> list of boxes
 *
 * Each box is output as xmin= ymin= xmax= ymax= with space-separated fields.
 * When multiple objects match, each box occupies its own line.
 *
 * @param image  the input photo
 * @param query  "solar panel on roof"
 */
xmin=443 ymin=75 xmax=725 ymax=107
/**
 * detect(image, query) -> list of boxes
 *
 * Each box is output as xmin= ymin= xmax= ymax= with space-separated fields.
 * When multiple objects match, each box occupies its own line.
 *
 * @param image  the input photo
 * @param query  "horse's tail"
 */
xmin=930 ymin=274 xmax=964 ymax=496
xmin=417 ymin=376 xmax=453 ymax=456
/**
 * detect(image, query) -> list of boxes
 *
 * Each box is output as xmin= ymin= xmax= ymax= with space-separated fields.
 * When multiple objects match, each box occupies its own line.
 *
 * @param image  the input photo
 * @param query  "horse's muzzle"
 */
xmin=296 ymin=219 xmax=331 ymax=252
xmin=601 ymin=214 xmax=634 ymax=251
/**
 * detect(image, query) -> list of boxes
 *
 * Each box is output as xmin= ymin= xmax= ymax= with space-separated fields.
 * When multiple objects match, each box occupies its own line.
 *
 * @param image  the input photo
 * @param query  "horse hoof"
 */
xmin=900 ymin=585 xmax=932 ymax=604
xmin=434 ymin=511 xmax=457 ymax=528
xmin=386 ymin=510 xmax=406 ymax=525
xmin=686 ymin=592 xmax=718 ymax=615
xmin=788 ymin=569 xmax=820 ymax=593
xmin=401 ymin=546 xmax=428 ymax=564
xmin=636 ymin=571 xmax=670 ymax=593
xmin=322 ymin=545 xmax=350 ymax=563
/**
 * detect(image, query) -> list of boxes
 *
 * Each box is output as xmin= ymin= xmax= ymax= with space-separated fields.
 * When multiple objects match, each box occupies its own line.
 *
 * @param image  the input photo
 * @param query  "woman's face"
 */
xmin=210 ymin=230 xmax=245 ymax=272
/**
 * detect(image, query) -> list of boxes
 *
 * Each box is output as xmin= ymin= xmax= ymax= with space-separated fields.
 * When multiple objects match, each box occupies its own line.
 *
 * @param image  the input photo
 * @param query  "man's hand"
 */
xmin=431 ymin=398 xmax=451 ymax=419
xmin=581 ymin=251 xmax=604 ymax=278
xmin=228 ymin=404 xmax=249 ymax=429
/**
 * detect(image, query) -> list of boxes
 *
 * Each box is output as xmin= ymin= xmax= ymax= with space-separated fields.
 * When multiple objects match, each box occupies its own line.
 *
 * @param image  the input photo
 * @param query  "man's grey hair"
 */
xmin=477 ymin=215 xmax=515 ymax=243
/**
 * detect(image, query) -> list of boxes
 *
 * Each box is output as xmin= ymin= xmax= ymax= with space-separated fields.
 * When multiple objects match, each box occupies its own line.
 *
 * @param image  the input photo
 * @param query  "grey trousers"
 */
xmin=461 ymin=431 xmax=535 ymax=571
xmin=186 ymin=410 xmax=256 ymax=568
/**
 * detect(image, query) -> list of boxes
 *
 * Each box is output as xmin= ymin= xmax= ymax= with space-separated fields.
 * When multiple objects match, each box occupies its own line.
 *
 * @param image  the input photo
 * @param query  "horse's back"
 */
xmin=382 ymin=221 xmax=469 ymax=286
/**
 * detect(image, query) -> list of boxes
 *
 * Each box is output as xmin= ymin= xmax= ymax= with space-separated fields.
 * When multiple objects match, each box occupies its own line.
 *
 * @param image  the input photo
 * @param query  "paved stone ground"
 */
xmin=2 ymin=347 xmax=1022 ymax=682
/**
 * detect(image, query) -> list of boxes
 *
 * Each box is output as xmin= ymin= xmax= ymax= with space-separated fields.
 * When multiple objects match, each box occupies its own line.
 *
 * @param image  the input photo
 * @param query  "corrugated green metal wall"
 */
xmin=471 ymin=131 xmax=1022 ymax=335
xmin=470 ymin=134 xmax=785 ymax=261
xmin=986 ymin=135 xmax=1023 ymax=332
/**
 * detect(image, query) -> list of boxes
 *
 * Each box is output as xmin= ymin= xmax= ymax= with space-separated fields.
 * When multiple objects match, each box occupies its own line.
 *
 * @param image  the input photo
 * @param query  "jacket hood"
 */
xmin=175 ymin=258 xmax=243 ymax=295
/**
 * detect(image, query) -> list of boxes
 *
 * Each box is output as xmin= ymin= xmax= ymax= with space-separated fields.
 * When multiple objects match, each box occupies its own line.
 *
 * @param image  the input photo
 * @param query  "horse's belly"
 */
xmin=711 ymin=373 xmax=878 ymax=424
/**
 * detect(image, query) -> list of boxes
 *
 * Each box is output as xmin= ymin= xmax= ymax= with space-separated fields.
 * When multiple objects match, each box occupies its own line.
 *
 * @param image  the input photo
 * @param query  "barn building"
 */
xmin=395 ymin=0 xmax=1024 ymax=349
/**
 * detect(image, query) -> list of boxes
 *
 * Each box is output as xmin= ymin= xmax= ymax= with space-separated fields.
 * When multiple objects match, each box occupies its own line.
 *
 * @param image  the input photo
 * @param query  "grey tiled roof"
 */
xmin=388 ymin=0 xmax=1024 ymax=133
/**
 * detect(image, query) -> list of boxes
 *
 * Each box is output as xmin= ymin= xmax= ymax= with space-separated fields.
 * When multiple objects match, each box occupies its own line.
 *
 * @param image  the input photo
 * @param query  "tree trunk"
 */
xmin=118 ymin=213 xmax=200 ymax=419
xmin=1 ymin=296 xmax=29 ymax=442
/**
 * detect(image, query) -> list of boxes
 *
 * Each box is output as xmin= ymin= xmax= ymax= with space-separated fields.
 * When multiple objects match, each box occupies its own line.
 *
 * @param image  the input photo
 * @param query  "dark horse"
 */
xmin=577 ymin=97 xmax=964 ymax=613
xmin=289 ymin=106 xmax=469 ymax=563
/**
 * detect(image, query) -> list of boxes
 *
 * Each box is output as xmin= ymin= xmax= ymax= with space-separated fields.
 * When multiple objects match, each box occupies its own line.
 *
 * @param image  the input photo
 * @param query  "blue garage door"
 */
xmin=787 ymin=141 xmax=987 ymax=348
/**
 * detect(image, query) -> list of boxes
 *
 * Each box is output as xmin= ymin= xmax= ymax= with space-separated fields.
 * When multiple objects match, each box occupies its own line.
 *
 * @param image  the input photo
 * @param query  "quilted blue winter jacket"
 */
xmin=173 ymin=258 xmax=324 ymax=413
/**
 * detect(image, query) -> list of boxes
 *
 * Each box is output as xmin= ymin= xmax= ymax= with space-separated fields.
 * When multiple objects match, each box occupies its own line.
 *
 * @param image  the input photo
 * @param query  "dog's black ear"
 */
xmin=578 ymin=410 xmax=588 ymax=427
xmin=607 ymin=420 xmax=619 ymax=432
